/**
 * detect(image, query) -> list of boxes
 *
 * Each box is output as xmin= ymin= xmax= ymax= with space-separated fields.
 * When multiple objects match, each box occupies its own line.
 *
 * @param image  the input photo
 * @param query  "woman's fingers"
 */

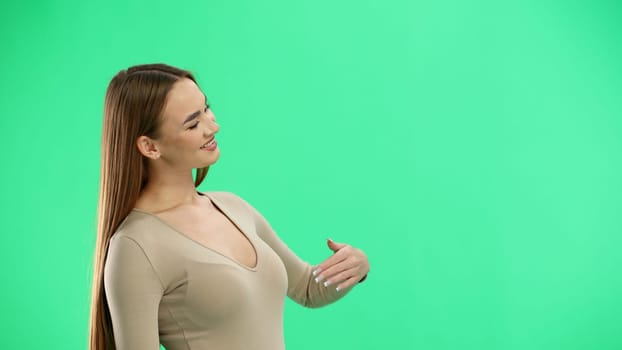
xmin=313 ymin=253 xmax=364 ymax=289
xmin=312 ymin=239 xmax=370 ymax=292
xmin=320 ymin=265 xmax=360 ymax=289
xmin=335 ymin=276 xmax=361 ymax=292
xmin=314 ymin=257 xmax=359 ymax=285
xmin=313 ymin=244 xmax=353 ymax=275
xmin=327 ymin=238 xmax=347 ymax=252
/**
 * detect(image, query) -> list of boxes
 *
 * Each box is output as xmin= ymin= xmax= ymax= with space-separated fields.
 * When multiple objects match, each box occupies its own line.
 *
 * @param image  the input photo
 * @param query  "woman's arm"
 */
xmin=228 ymin=192 xmax=366 ymax=308
xmin=104 ymin=235 xmax=163 ymax=350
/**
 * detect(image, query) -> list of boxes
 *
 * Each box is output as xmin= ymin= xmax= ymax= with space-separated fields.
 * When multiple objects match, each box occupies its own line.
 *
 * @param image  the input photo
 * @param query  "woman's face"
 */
xmin=151 ymin=77 xmax=220 ymax=169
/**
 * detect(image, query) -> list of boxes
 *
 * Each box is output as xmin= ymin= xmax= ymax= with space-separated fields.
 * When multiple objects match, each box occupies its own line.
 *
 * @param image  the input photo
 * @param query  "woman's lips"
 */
xmin=200 ymin=138 xmax=217 ymax=151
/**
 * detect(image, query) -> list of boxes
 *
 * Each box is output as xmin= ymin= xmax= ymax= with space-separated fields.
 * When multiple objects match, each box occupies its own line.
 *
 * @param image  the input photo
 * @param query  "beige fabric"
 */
xmin=104 ymin=191 xmax=352 ymax=350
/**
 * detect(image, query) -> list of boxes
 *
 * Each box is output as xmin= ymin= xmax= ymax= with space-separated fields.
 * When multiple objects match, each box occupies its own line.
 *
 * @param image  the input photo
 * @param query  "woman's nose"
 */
xmin=204 ymin=114 xmax=219 ymax=134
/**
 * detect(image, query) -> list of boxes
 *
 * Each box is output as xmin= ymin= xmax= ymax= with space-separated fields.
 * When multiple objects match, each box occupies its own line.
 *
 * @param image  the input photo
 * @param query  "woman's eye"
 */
xmin=189 ymin=122 xmax=199 ymax=130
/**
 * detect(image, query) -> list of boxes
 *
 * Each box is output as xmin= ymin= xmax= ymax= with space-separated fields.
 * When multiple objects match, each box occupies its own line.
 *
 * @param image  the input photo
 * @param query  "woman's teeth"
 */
xmin=201 ymin=139 xmax=216 ymax=149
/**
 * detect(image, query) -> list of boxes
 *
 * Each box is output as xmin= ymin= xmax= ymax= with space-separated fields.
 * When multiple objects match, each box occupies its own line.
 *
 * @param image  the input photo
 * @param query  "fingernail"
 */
xmin=312 ymin=269 xmax=320 ymax=276
xmin=315 ymin=275 xmax=324 ymax=283
xmin=336 ymin=286 xmax=341 ymax=292
xmin=323 ymin=281 xmax=331 ymax=287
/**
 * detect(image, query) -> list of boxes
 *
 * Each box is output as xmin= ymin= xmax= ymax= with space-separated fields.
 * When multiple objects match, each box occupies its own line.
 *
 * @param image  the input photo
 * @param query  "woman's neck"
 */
xmin=135 ymin=169 xmax=203 ymax=213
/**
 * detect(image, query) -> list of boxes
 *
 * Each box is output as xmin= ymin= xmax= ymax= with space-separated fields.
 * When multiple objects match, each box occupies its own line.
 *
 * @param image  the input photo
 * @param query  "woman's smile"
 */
xmin=200 ymin=137 xmax=218 ymax=151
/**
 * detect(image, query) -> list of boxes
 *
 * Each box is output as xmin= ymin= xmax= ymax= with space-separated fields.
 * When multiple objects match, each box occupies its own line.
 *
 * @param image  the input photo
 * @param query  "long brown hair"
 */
xmin=88 ymin=63 xmax=209 ymax=350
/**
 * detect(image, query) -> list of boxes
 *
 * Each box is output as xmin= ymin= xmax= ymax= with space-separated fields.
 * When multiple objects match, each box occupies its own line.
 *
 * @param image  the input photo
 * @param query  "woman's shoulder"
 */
xmin=200 ymin=190 xmax=257 ymax=214
xmin=199 ymin=190 xmax=237 ymax=198
xmin=199 ymin=190 xmax=247 ymax=204
xmin=110 ymin=209 xmax=169 ymax=245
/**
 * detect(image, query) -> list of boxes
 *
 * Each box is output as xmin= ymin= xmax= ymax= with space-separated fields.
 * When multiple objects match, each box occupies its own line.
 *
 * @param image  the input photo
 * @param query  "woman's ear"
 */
xmin=136 ymin=135 xmax=161 ymax=159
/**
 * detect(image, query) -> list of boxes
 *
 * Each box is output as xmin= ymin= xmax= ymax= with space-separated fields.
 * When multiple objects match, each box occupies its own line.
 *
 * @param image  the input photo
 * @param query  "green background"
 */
xmin=1 ymin=0 xmax=621 ymax=349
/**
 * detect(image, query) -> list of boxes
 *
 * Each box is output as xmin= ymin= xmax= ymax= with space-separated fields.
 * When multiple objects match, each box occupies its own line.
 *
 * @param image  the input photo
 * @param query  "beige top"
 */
xmin=104 ymin=191 xmax=352 ymax=350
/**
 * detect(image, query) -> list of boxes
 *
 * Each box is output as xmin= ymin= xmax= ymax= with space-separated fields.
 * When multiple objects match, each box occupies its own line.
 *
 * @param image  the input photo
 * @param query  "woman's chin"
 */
xmin=200 ymin=150 xmax=220 ymax=167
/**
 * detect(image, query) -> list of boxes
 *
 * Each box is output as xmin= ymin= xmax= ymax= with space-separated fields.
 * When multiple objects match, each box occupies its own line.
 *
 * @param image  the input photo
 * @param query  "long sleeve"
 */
xmin=230 ymin=193 xmax=355 ymax=308
xmin=104 ymin=235 xmax=164 ymax=350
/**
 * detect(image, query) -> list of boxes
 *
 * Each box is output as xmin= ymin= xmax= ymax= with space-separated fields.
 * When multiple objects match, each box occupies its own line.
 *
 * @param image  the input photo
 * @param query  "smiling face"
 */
xmin=137 ymin=77 xmax=220 ymax=170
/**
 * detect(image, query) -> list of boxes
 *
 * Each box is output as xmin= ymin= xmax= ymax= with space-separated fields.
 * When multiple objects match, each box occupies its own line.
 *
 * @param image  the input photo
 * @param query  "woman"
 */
xmin=88 ymin=63 xmax=370 ymax=350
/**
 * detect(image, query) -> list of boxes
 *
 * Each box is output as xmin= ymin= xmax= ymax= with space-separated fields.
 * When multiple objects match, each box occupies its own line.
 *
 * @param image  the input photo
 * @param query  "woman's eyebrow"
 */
xmin=183 ymin=110 xmax=201 ymax=124
xmin=182 ymin=94 xmax=209 ymax=125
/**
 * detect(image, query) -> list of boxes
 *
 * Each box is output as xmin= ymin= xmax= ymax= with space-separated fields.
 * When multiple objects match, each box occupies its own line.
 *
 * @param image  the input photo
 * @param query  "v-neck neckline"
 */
xmin=131 ymin=191 xmax=259 ymax=271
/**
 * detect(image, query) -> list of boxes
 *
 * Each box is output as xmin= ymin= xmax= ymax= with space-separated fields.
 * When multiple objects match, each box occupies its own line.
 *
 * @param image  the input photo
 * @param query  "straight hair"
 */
xmin=88 ymin=63 xmax=209 ymax=349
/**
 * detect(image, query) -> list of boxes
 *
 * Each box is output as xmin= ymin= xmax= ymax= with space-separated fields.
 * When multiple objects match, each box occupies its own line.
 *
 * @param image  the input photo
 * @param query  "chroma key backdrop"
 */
xmin=0 ymin=0 xmax=621 ymax=349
